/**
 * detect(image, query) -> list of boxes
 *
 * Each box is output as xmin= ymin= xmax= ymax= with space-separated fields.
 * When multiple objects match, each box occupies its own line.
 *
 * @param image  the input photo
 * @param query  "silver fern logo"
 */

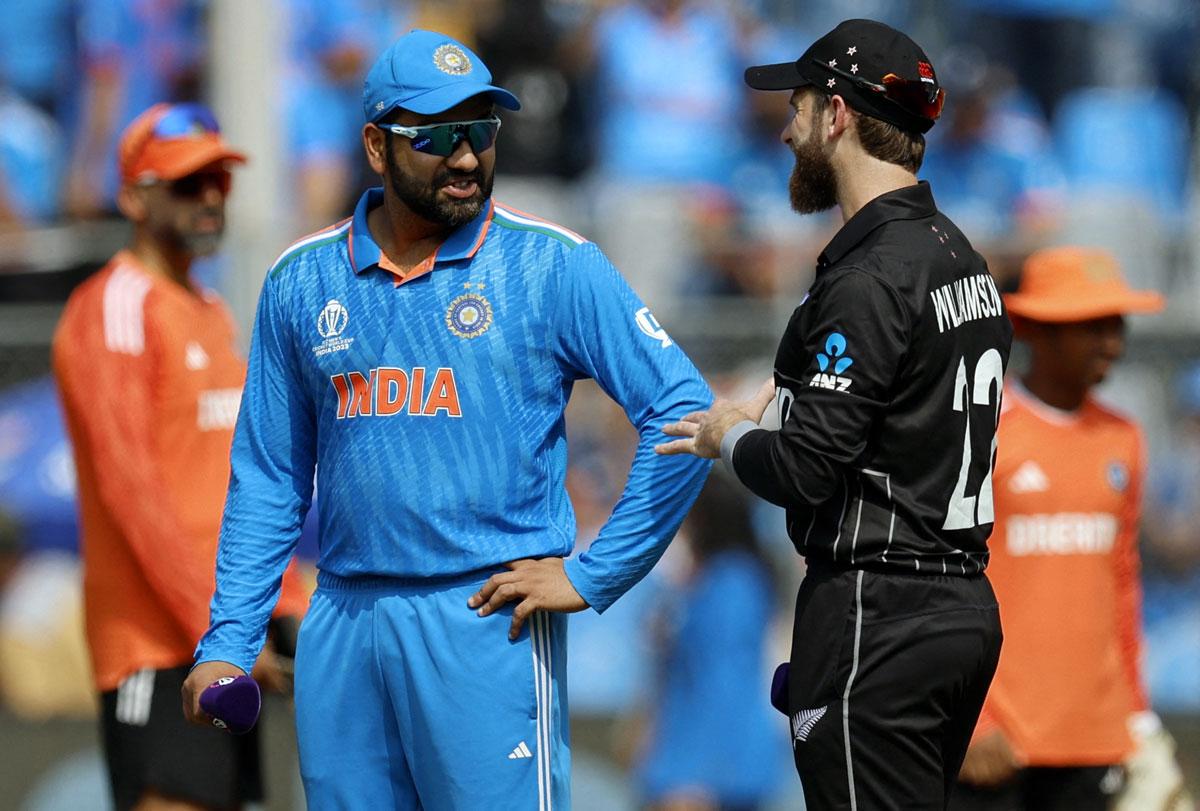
xmin=791 ymin=705 xmax=827 ymax=743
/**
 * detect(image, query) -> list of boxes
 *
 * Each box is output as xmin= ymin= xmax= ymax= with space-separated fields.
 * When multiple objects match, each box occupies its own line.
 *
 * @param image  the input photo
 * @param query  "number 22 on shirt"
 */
xmin=943 ymin=349 xmax=1004 ymax=530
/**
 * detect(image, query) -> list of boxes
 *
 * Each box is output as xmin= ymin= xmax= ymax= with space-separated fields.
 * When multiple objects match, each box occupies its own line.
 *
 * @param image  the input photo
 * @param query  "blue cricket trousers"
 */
xmin=293 ymin=569 xmax=570 ymax=810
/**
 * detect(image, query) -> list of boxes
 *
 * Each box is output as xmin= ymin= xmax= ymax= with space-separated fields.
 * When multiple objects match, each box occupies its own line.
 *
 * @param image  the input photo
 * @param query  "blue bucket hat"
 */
xmin=362 ymin=30 xmax=521 ymax=122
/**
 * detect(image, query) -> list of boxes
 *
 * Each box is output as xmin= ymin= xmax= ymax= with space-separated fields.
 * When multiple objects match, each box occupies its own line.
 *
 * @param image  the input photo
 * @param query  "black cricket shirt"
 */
xmin=722 ymin=182 xmax=1013 ymax=575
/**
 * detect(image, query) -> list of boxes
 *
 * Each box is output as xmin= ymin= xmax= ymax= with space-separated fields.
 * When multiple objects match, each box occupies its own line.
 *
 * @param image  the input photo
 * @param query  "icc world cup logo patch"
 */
xmin=317 ymin=299 xmax=349 ymax=338
xmin=446 ymin=291 xmax=493 ymax=339
xmin=433 ymin=44 xmax=471 ymax=76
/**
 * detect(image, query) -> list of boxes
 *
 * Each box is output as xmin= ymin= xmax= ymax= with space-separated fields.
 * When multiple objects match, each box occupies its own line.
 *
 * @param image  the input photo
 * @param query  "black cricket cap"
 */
xmin=744 ymin=19 xmax=944 ymax=134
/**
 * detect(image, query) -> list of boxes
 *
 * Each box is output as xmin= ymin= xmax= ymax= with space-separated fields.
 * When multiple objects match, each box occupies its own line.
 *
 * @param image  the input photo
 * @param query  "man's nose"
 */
xmin=446 ymin=138 xmax=480 ymax=170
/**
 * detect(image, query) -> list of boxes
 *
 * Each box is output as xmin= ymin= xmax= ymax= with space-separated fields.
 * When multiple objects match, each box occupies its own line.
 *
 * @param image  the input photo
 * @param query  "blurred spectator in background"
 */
xmin=1140 ymin=362 xmax=1200 ymax=721
xmin=283 ymin=0 xmax=412 ymax=231
xmin=587 ymin=0 xmax=743 ymax=187
xmin=580 ymin=0 xmax=747 ymax=309
xmin=0 ymin=548 xmax=93 ymax=724
xmin=687 ymin=193 xmax=780 ymax=298
xmin=1111 ymin=0 xmax=1200 ymax=122
xmin=1050 ymin=80 xmax=1190 ymax=299
xmin=64 ymin=0 xmax=209 ymax=218
xmin=919 ymin=51 xmax=1065 ymax=283
xmin=718 ymin=16 xmax=832 ymax=301
xmin=951 ymin=0 xmax=1115 ymax=118
xmin=1144 ymin=362 xmax=1200 ymax=584
xmin=0 ymin=377 xmax=91 ymax=721
xmin=407 ymin=0 xmax=486 ymax=45
xmin=52 ymin=103 xmax=309 ymax=811
xmin=637 ymin=472 xmax=783 ymax=811
xmin=954 ymin=247 xmax=1190 ymax=811
xmin=0 ymin=0 xmax=78 ymax=122
xmin=565 ymin=384 xmax=660 ymax=720
xmin=761 ymin=0 xmax=912 ymax=40
xmin=474 ymin=0 xmax=588 ymax=178
xmin=0 ymin=86 xmax=66 ymax=229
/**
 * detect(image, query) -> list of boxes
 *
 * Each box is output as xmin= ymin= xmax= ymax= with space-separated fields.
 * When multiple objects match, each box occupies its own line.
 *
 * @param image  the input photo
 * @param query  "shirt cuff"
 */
xmin=563 ymin=555 xmax=608 ymax=614
xmin=720 ymin=420 xmax=760 ymax=479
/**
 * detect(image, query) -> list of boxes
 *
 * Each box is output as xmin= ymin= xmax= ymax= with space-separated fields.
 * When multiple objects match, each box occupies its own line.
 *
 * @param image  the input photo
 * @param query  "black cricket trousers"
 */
xmin=784 ymin=560 xmax=1003 ymax=810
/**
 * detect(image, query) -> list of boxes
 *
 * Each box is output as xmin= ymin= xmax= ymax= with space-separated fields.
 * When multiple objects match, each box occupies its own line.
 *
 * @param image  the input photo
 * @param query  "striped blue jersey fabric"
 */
xmin=195 ymin=188 xmax=713 ymax=672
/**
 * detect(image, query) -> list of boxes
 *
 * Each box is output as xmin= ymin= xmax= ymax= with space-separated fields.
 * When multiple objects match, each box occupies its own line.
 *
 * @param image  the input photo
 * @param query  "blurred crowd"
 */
xmin=0 ymin=0 xmax=1199 ymax=808
xmin=0 ymin=0 xmax=1197 ymax=291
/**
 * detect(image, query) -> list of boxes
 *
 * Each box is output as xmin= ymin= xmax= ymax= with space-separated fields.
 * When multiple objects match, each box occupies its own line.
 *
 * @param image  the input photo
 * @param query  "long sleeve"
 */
xmin=53 ymin=292 xmax=215 ymax=644
xmin=194 ymin=275 xmax=318 ymax=673
xmin=731 ymin=269 xmax=909 ymax=508
xmin=555 ymin=243 xmax=712 ymax=612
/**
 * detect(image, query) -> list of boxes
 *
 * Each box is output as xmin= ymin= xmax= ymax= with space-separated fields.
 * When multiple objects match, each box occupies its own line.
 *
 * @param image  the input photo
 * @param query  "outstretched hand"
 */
xmin=655 ymin=377 xmax=776 ymax=459
xmin=468 ymin=558 xmax=589 ymax=640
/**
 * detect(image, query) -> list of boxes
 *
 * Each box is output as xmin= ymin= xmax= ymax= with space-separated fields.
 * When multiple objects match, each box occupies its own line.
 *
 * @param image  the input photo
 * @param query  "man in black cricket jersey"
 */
xmin=656 ymin=19 xmax=1014 ymax=811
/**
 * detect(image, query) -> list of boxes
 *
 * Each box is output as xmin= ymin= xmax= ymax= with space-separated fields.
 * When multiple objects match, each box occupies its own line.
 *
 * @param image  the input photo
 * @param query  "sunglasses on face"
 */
xmin=378 ymin=117 xmax=502 ymax=157
xmin=814 ymin=59 xmax=946 ymax=121
xmin=153 ymin=103 xmax=222 ymax=139
xmin=167 ymin=170 xmax=232 ymax=198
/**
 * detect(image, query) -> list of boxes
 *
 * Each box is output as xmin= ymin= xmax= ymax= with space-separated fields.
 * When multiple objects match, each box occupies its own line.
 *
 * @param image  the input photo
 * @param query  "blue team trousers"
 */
xmin=293 ymin=569 xmax=570 ymax=810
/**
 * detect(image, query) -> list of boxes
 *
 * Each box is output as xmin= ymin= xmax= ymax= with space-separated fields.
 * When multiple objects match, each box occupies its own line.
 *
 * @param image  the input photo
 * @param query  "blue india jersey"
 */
xmin=196 ymin=188 xmax=713 ymax=672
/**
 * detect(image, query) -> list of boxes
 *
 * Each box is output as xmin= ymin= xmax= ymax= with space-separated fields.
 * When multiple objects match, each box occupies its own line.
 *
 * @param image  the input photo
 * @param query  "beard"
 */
xmin=385 ymin=140 xmax=493 ymax=227
xmin=788 ymin=127 xmax=837 ymax=214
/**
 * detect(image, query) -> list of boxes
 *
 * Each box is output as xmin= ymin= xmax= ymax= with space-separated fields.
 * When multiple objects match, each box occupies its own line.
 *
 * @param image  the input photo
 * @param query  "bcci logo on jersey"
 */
xmin=313 ymin=299 xmax=355 ymax=357
xmin=809 ymin=332 xmax=853 ymax=392
xmin=446 ymin=289 xmax=493 ymax=339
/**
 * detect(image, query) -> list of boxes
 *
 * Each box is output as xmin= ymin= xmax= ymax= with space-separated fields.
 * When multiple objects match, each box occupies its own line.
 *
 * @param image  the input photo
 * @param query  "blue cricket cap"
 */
xmin=362 ymin=30 xmax=521 ymax=122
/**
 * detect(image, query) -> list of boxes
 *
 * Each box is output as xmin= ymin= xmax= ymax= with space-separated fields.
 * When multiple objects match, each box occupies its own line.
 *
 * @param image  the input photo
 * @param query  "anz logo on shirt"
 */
xmin=809 ymin=332 xmax=854 ymax=392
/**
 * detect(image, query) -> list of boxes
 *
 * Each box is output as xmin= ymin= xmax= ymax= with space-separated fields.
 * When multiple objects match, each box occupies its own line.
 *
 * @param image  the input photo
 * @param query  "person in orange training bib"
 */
xmin=53 ymin=103 xmax=310 ymax=811
xmin=952 ymin=246 xmax=1188 ymax=811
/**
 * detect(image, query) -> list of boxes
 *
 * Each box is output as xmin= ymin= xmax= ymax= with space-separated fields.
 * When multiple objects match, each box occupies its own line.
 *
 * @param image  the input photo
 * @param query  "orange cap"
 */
xmin=118 ymin=103 xmax=246 ymax=185
xmin=1004 ymin=247 xmax=1164 ymax=323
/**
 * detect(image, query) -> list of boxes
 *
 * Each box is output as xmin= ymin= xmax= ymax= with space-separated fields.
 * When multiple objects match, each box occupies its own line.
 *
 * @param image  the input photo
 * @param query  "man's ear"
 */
xmin=115 ymin=184 xmax=147 ymax=222
xmin=828 ymin=95 xmax=853 ymax=140
xmin=363 ymin=124 xmax=388 ymax=175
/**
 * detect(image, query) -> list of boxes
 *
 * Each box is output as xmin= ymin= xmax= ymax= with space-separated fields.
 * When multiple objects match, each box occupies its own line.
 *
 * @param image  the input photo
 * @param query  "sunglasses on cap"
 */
xmin=815 ymin=59 xmax=946 ymax=121
xmin=152 ymin=103 xmax=222 ymax=139
xmin=378 ymin=117 xmax=502 ymax=157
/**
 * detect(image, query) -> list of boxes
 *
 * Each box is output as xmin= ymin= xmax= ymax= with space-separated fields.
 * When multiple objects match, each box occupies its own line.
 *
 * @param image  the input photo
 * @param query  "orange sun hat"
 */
xmin=118 ymin=103 xmax=246 ymax=185
xmin=1004 ymin=246 xmax=1165 ymax=323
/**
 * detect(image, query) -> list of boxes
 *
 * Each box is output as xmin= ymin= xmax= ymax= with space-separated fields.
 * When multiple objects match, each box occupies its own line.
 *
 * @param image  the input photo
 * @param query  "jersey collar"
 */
xmin=1008 ymin=378 xmax=1087 ymax=425
xmin=347 ymin=187 xmax=494 ymax=281
xmin=817 ymin=181 xmax=937 ymax=270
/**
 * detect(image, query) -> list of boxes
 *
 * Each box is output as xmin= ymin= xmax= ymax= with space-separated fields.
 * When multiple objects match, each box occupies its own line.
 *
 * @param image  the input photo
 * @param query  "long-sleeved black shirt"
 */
xmin=723 ymin=182 xmax=1013 ymax=575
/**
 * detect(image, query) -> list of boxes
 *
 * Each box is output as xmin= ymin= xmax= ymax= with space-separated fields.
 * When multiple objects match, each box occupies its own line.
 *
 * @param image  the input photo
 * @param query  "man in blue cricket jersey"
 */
xmin=182 ymin=29 xmax=712 ymax=809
